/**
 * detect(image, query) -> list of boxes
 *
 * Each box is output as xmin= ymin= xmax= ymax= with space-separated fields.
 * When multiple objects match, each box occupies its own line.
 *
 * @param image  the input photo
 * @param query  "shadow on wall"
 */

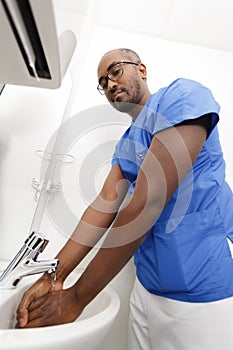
xmin=0 ymin=137 xmax=9 ymax=223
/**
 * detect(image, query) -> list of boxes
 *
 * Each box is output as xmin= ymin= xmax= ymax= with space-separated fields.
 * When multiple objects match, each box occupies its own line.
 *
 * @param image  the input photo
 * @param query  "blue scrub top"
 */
xmin=112 ymin=78 xmax=233 ymax=302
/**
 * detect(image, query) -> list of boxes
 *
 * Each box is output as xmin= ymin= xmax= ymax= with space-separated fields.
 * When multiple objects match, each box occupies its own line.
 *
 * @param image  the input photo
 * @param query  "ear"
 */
xmin=138 ymin=63 xmax=147 ymax=79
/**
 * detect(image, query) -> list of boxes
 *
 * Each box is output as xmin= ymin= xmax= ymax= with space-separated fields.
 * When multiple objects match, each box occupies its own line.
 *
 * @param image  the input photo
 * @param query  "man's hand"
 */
xmin=16 ymin=273 xmax=63 ymax=328
xmin=17 ymin=286 xmax=83 ymax=328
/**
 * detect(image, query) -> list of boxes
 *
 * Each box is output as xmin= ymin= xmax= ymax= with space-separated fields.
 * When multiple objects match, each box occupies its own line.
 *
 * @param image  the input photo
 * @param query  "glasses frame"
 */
xmin=97 ymin=60 xmax=139 ymax=95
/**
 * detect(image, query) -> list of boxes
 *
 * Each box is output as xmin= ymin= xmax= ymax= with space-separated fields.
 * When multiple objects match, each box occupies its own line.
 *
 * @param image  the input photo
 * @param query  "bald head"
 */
xmin=97 ymin=48 xmax=151 ymax=119
xmin=100 ymin=48 xmax=141 ymax=64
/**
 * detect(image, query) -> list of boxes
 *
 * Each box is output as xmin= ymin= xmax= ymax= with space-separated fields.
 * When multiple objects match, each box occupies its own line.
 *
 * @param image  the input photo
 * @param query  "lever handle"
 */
xmin=25 ymin=231 xmax=49 ymax=253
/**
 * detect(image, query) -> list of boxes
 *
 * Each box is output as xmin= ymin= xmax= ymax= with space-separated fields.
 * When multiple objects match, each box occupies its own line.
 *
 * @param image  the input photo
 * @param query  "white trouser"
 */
xmin=128 ymin=277 xmax=233 ymax=350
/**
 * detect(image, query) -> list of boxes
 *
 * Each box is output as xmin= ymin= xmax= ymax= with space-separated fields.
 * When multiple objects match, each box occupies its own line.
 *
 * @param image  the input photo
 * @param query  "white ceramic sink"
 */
xmin=0 ymin=270 xmax=120 ymax=350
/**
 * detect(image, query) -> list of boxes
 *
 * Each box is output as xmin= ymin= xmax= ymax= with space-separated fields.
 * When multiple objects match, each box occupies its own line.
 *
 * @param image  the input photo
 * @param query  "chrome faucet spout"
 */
xmin=0 ymin=232 xmax=59 ymax=289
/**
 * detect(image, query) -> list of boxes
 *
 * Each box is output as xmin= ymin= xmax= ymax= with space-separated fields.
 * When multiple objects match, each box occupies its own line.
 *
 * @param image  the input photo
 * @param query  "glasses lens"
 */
xmin=108 ymin=63 xmax=123 ymax=82
xmin=97 ymin=84 xmax=105 ymax=95
xmin=97 ymin=63 xmax=124 ymax=95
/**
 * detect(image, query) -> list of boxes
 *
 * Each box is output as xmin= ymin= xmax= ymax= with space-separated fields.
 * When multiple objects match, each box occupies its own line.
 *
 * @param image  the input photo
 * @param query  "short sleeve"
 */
xmin=153 ymin=78 xmax=220 ymax=135
xmin=111 ymin=127 xmax=131 ymax=167
xmin=111 ymin=147 xmax=120 ymax=166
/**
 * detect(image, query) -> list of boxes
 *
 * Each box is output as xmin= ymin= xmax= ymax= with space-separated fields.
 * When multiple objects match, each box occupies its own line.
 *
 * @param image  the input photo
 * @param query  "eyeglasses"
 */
xmin=97 ymin=60 xmax=139 ymax=95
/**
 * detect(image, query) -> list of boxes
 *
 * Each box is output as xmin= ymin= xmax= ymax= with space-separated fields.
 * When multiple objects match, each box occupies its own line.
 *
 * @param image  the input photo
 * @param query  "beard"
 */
xmin=110 ymin=100 xmax=136 ymax=113
xmin=109 ymin=78 xmax=141 ymax=114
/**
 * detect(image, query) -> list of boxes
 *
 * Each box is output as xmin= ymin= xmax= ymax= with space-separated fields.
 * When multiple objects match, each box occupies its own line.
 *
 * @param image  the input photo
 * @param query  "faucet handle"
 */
xmin=25 ymin=232 xmax=49 ymax=253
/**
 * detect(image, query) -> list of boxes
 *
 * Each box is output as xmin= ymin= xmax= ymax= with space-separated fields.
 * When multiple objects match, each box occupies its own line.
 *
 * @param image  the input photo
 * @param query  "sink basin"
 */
xmin=0 ymin=270 xmax=120 ymax=350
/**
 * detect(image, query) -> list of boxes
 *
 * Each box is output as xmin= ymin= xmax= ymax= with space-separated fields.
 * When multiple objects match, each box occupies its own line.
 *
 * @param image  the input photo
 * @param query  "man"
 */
xmin=16 ymin=48 xmax=233 ymax=350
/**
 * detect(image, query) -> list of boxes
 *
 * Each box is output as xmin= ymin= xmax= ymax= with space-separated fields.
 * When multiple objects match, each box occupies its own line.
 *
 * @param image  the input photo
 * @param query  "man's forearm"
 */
xmin=54 ymin=200 xmax=119 ymax=283
xmin=73 ymin=234 xmax=145 ymax=309
xmin=72 ymin=197 xmax=162 ymax=309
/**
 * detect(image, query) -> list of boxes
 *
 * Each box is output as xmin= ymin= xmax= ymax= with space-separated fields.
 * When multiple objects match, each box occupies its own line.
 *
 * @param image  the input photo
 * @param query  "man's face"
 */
xmin=97 ymin=51 xmax=144 ymax=113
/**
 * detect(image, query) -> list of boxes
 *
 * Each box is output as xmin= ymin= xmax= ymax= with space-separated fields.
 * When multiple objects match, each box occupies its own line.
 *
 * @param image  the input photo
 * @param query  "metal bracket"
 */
xmin=31 ymin=178 xmax=63 ymax=201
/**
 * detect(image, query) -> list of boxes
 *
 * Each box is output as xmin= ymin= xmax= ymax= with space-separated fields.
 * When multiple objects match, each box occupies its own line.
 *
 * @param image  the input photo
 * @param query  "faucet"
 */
xmin=0 ymin=231 xmax=59 ymax=289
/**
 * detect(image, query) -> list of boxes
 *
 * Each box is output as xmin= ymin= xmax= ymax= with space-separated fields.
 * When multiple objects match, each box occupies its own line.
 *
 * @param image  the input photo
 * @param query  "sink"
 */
xmin=0 ymin=270 xmax=120 ymax=350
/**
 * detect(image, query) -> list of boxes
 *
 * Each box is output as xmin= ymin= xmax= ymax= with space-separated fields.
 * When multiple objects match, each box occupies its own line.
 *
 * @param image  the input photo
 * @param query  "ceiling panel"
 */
xmin=162 ymin=0 xmax=233 ymax=52
xmin=53 ymin=0 xmax=233 ymax=53
xmin=96 ymin=0 xmax=173 ymax=36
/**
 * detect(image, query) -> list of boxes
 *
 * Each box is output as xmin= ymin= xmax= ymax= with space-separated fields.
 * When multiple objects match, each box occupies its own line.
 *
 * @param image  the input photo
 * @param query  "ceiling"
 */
xmin=54 ymin=0 xmax=233 ymax=53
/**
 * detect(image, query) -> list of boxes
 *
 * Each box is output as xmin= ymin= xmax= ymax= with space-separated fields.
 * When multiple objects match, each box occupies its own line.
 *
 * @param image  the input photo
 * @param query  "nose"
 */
xmin=107 ymin=78 xmax=118 ymax=91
